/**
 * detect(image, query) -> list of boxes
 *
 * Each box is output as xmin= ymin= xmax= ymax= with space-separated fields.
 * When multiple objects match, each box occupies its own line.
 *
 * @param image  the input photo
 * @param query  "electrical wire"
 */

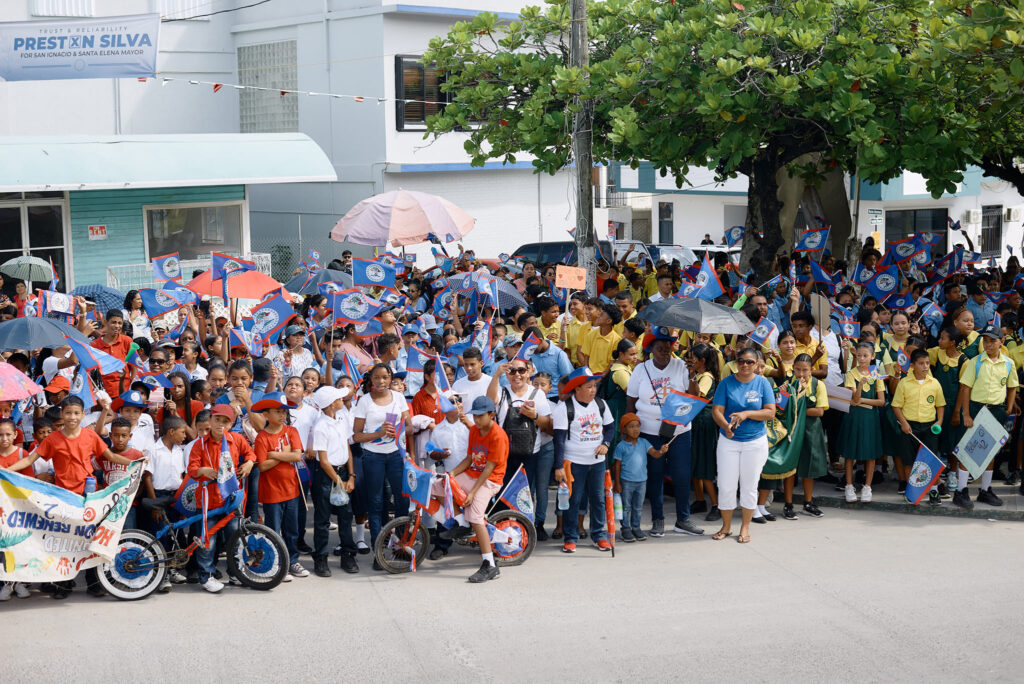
xmin=162 ymin=0 xmax=275 ymax=22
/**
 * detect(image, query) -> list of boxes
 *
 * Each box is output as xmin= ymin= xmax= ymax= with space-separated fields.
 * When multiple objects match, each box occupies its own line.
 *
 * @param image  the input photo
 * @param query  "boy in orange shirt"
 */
xmin=438 ymin=395 xmax=508 ymax=583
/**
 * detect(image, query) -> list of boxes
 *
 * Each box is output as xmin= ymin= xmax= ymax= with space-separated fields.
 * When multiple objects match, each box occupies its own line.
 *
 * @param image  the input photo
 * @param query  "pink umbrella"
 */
xmin=0 ymin=362 xmax=43 ymax=402
xmin=329 ymin=190 xmax=474 ymax=247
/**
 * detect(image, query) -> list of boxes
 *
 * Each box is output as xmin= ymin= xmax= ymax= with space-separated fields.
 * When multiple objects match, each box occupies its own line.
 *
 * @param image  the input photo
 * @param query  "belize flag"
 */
xmin=477 ymin=274 xmax=500 ymax=309
xmin=929 ymin=247 xmax=963 ymax=283
xmin=125 ymin=343 xmax=146 ymax=371
xmin=165 ymin=314 xmax=190 ymax=342
xmin=725 ymin=225 xmax=745 ymax=247
xmin=432 ymin=248 xmax=454 ymax=274
xmin=794 ymin=227 xmax=829 ymax=253
xmin=138 ymin=371 xmax=173 ymax=389
xmin=329 ymin=289 xmax=385 ymax=325
xmin=676 ymin=280 xmax=701 ymax=299
xmin=340 ymin=352 xmax=363 ymax=382
xmin=174 ymin=476 xmax=202 ymax=516
xmin=886 ymin=237 xmax=921 ymax=263
xmin=904 ymin=443 xmax=946 ymax=505
xmin=515 ymin=332 xmax=542 ymax=361
xmin=352 ymin=318 xmax=383 ymax=339
xmin=211 ymin=252 xmax=256 ymax=281
xmin=809 ymin=259 xmax=835 ymax=294
xmin=747 ymin=317 xmax=778 ymax=347
xmin=405 ymin=343 xmax=434 ymax=373
xmin=985 ymin=290 xmax=1013 ymax=306
xmin=865 ymin=264 xmax=899 ymax=302
xmin=377 ymin=253 xmax=405 ymax=276
xmin=498 ymin=465 xmax=534 ymax=522
xmin=352 ymin=258 xmax=397 ymax=290
xmin=694 ymin=254 xmax=725 ymax=301
xmin=434 ymin=353 xmax=452 ymax=393
xmin=152 ymin=252 xmax=182 ymax=283
xmin=69 ymin=370 xmax=97 ymax=411
xmin=839 ymin=319 xmax=861 ymax=339
xmin=139 ymin=288 xmax=193 ymax=318
xmin=886 ymin=293 xmax=915 ymax=310
xmin=850 ymin=262 xmax=874 ymax=286
xmin=48 ymin=257 xmax=59 ymax=291
xmin=37 ymin=290 xmax=76 ymax=316
xmin=895 ymin=347 xmax=911 ymax=373
xmin=921 ymin=301 xmax=945 ymax=325
xmin=776 ymin=385 xmax=791 ymax=410
xmin=402 ymin=457 xmax=434 ymax=509
xmin=64 ymin=336 xmax=125 ymax=375
xmin=250 ymin=292 xmax=295 ymax=346
xmin=660 ymin=389 xmax=709 ymax=427
xmin=215 ymin=435 xmax=241 ymax=500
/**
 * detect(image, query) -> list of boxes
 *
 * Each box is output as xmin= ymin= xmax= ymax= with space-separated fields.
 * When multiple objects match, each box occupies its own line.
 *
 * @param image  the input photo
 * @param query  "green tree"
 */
xmin=425 ymin=0 xmax=980 ymax=280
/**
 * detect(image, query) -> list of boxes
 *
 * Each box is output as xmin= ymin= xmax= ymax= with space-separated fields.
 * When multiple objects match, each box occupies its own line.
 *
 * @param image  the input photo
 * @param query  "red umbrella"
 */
xmin=184 ymin=269 xmax=293 ymax=301
xmin=0 ymin=362 xmax=43 ymax=402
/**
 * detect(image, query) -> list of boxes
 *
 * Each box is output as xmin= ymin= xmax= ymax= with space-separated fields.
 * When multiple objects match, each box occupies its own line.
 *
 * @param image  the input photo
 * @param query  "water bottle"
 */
xmin=556 ymin=482 xmax=570 ymax=511
xmin=83 ymin=476 xmax=96 ymax=496
xmin=613 ymin=493 xmax=623 ymax=521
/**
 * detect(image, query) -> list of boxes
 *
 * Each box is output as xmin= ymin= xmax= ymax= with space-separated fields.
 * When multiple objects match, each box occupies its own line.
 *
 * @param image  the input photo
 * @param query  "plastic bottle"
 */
xmin=83 ymin=476 xmax=96 ymax=496
xmin=556 ymin=482 xmax=570 ymax=510
xmin=613 ymin=493 xmax=623 ymax=521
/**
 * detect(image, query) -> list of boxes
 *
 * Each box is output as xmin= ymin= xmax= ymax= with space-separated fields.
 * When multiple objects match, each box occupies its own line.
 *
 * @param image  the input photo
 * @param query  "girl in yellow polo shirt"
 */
xmin=839 ymin=343 xmax=886 ymax=503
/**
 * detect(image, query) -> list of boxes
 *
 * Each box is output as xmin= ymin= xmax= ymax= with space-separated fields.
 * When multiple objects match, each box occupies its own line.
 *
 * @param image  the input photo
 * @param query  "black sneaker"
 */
xmin=1006 ymin=470 xmax=1021 ymax=486
xmin=439 ymin=525 xmax=472 ymax=541
xmin=928 ymin=490 xmax=941 ymax=506
xmin=297 ymin=540 xmax=314 ymax=555
xmin=897 ymin=481 xmax=907 ymax=495
xmin=783 ymin=503 xmax=798 ymax=520
xmin=762 ymin=510 xmax=777 ymax=522
xmin=536 ymin=525 xmax=549 ymax=542
xmin=937 ymin=481 xmax=950 ymax=497
xmin=313 ymin=556 xmax=332 ymax=578
xmin=468 ymin=560 xmax=500 ymax=583
xmin=690 ymin=500 xmax=708 ymax=514
xmin=977 ymin=487 xmax=1003 ymax=507
xmin=339 ymin=554 xmax=359 ymax=574
xmin=332 ymin=544 xmax=342 ymax=557
xmin=428 ymin=546 xmax=448 ymax=561
xmin=952 ymin=488 xmax=975 ymax=510
xmin=86 ymin=584 xmax=106 ymax=598
xmin=673 ymin=519 xmax=704 ymax=535
xmin=704 ymin=505 xmax=721 ymax=522
xmin=803 ymin=502 xmax=823 ymax=518
xmin=372 ymin=558 xmax=384 ymax=572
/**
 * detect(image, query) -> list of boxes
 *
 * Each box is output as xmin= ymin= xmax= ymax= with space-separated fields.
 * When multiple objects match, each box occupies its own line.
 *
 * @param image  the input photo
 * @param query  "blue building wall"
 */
xmin=68 ymin=185 xmax=245 ymax=287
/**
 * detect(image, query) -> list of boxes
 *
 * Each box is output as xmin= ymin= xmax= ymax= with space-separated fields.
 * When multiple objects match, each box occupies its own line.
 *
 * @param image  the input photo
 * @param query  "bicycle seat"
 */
xmin=140 ymin=496 xmax=175 ymax=511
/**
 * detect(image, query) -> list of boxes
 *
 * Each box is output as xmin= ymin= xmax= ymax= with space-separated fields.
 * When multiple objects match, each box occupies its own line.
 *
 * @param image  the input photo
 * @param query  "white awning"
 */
xmin=0 ymin=132 xmax=337 ymax=192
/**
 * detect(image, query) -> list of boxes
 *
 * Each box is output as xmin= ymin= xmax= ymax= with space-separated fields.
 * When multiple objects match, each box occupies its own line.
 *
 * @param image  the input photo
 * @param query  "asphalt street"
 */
xmin=2 ymin=507 xmax=1022 ymax=683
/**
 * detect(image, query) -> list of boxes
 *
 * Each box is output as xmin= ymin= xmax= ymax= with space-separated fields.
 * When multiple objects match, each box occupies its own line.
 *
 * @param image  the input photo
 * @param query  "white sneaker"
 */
xmin=281 ymin=573 xmax=293 ymax=582
xmin=157 ymin=577 xmax=172 ymax=593
xmin=168 ymin=569 xmax=187 ymax=584
xmin=328 ymin=522 xmax=338 ymax=531
xmin=12 ymin=583 xmax=29 ymax=599
xmin=844 ymin=484 xmax=857 ymax=503
xmin=860 ymin=485 xmax=873 ymax=503
xmin=0 ymin=584 xmax=12 ymax=601
xmin=201 ymin=577 xmax=224 ymax=593
xmin=289 ymin=562 xmax=309 ymax=578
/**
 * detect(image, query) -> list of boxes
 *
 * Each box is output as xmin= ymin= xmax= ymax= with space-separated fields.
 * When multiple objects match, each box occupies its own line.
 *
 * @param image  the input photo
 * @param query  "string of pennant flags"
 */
xmin=137 ymin=75 xmax=447 ymax=107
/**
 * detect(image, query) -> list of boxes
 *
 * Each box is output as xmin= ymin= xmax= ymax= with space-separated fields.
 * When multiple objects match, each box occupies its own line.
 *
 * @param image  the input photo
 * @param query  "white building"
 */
xmin=0 ymin=0 xmax=577 ymax=286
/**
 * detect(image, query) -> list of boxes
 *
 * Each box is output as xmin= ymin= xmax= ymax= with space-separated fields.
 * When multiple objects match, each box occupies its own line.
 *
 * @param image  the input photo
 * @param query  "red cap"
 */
xmin=210 ymin=404 xmax=235 ymax=421
xmin=45 ymin=376 xmax=70 ymax=393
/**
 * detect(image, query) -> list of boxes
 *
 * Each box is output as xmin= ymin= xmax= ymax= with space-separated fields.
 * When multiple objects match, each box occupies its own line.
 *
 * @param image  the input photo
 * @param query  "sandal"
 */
xmin=737 ymin=534 xmax=751 ymax=544
xmin=712 ymin=530 xmax=732 ymax=541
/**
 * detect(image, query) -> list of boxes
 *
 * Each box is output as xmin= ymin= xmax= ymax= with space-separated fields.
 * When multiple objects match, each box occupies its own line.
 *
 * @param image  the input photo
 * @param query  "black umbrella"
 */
xmin=0 ymin=317 xmax=92 ymax=351
xmin=638 ymin=297 xmax=755 ymax=335
xmin=283 ymin=269 xmax=353 ymax=296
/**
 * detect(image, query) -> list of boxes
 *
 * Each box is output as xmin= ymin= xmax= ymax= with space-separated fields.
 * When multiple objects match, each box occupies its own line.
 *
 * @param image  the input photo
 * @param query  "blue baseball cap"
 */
xmin=468 ymin=396 xmax=496 ymax=415
xmin=563 ymin=366 xmax=601 ymax=394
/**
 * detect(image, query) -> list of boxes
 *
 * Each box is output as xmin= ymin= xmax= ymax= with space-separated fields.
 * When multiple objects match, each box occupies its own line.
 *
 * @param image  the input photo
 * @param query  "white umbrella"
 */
xmin=329 ymin=190 xmax=474 ymax=247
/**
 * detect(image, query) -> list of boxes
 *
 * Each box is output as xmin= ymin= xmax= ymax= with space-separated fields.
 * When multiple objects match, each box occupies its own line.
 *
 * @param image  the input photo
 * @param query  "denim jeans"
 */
xmin=362 ymin=450 xmax=407 ymax=545
xmin=195 ymin=516 xmax=239 ymax=583
xmin=349 ymin=445 xmax=367 ymax=517
xmin=534 ymin=441 xmax=554 ymax=525
xmin=262 ymin=497 xmax=301 ymax=566
xmin=244 ymin=469 xmax=260 ymax=520
xmin=642 ymin=430 xmax=692 ymax=524
xmin=312 ymin=464 xmax=355 ymax=559
xmin=564 ymin=461 xmax=606 ymax=544
xmin=620 ymin=479 xmax=646 ymax=530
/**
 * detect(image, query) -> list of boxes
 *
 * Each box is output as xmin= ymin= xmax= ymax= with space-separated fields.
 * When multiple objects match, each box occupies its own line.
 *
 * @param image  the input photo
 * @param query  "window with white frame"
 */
xmin=31 ymin=0 xmax=94 ymax=16
xmin=145 ymin=202 xmax=243 ymax=262
xmin=0 ymin=192 xmax=69 ymax=297
xmin=237 ymin=41 xmax=298 ymax=133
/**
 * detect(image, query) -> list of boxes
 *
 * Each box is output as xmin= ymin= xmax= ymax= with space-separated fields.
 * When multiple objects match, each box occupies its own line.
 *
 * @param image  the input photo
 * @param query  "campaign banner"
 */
xmin=0 ymin=461 xmax=144 ymax=582
xmin=0 ymin=14 xmax=160 ymax=82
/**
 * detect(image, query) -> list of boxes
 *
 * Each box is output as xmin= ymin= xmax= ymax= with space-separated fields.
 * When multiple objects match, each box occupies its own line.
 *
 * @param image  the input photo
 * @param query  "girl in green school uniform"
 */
xmin=783 ymin=354 xmax=828 ymax=519
xmin=839 ymin=342 xmax=886 ymax=503
xmin=951 ymin=306 xmax=981 ymax=359
xmin=929 ymin=327 xmax=967 ymax=495
xmin=686 ymin=343 xmax=721 ymax=522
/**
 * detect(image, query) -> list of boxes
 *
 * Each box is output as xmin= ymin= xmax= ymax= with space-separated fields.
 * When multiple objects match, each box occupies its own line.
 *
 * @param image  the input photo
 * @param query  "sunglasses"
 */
xmin=736 ymin=358 xmax=756 ymax=366
xmin=508 ymin=367 xmax=529 ymax=375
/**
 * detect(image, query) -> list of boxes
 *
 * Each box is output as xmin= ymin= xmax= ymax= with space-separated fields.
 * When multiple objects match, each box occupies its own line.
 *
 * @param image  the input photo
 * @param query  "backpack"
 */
xmin=563 ymin=396 xmax=608 ymax=426
xmin=500 ymin=387 xmax=540 ymax=458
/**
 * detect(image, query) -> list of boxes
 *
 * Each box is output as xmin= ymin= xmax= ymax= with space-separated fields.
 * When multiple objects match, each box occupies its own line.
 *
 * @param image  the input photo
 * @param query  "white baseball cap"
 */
xmin=313 ymin=385 xmax=350 ymax=409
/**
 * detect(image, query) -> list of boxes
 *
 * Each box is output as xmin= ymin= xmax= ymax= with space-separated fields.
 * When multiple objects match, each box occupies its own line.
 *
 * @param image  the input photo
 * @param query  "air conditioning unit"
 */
xmin=965 ymin=209 xmax=981 ymax=224
xmin=1006 ymin=207 xmax=1023 ymax=222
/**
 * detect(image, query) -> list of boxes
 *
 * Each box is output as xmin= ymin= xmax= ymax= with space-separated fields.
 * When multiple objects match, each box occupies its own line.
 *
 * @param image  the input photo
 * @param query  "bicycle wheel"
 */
xmin=488 ymin=510 xmax=536 ymax=567
xmin=226 ymin=522 xmax=289 ymax=590
xmin=97 ymin=529 xmax=167 ymax=601
xmin=374 ymin=516 xmax=430 ymax=574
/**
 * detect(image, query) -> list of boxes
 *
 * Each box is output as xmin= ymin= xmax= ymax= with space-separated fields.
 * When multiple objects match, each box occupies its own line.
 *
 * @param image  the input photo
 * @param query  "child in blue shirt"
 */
xmin=613 ymin=413 xmax=667 ymax=542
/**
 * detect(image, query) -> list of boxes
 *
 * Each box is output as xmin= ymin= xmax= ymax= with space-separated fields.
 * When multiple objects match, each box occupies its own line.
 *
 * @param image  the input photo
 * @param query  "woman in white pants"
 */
xmin=711 ymin=348 xmax=776 ymax=544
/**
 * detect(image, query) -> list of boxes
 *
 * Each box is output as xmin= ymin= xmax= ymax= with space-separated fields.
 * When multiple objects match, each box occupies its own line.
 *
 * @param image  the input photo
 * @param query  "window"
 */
xmin=0 ymin=194 xmax=69 ymax=296
xmin=981 ymin=205 xmax=1003 ymax=255
xmin=31 ymin=0 xmax=93 ymax=16
xmin=658 ymin=202 xmax=674 ymax=243
xmin=237 ymin=41 xmax=298 ymax=133
xmin=145 ymin=203 xmax=243 ymax=262
xmin=884 ymin=208 xmax=948 ymax=244
xmin=395 ymin=56 xmax=450 ymax=131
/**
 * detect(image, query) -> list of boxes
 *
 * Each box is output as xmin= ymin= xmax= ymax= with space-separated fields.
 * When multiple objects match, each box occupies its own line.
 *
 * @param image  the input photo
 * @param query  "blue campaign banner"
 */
xmin=0 ymin=14 xmax=160 ymax=82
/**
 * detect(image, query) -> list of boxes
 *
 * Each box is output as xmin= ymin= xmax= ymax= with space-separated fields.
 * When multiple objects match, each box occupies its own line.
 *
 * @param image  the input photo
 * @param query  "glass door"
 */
xmin=0 ymin=193 xmax=68 ymax=296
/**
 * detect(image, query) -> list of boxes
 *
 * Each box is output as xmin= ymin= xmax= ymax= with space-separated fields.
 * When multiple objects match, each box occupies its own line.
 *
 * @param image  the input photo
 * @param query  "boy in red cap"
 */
xmin=186 ymin=403 xmax=256 ymax=593
xmin=613 ymin=413 xmax=667 ymax=542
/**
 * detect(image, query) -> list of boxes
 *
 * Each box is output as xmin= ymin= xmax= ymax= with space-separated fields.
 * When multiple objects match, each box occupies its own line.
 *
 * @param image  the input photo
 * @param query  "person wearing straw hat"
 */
xmin=552 ymin=367 xmax=615 ymax=554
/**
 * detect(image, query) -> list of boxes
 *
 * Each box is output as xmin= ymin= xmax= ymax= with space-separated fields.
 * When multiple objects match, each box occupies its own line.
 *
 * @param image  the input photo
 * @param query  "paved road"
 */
xmin=3 ymin=508 xmax=1022 ymax=683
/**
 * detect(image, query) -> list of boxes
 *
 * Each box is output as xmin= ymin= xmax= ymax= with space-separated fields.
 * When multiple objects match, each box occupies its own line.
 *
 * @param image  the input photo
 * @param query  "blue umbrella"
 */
xmin=70 ymin=284 xmax=125 ymax=313
xmin=283 ymin=268 xmax=352 ymax=295
xmin=0 ymin=317 xmax=92 ymax=351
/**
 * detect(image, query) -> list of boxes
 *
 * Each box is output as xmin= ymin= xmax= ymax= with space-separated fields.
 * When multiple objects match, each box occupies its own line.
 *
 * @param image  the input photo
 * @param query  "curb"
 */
xmin=814 ymin=495 xmax=1024 ymax=521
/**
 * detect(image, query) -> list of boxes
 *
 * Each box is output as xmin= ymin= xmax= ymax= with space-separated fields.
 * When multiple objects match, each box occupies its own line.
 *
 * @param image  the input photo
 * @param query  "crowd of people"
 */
xmin=1 ymin=230 xmax=1021 ymax=596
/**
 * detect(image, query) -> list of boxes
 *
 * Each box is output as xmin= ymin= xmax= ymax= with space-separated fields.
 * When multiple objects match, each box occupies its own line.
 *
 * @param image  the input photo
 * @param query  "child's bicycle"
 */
xmin=374 ymin=469 xmax=536 ymax=573
xmin=95 ymin=487 xmax=289 ymax=600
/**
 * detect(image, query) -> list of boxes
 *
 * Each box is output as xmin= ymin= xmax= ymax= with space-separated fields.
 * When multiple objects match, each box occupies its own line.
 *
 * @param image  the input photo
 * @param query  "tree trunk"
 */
xmin=741 ymin=147 xmax=786 ymax=283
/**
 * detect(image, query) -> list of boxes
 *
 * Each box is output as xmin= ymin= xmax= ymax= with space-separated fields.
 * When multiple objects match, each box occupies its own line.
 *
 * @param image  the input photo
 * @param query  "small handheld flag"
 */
xmin=839 ymin=319 xmax=860 ymax=339
xmin=402 ymin=456 xmax=434 ymax=510
xmin=65 ymin=336 xmax=126 ymax=376
xmin=776 ymin=385 xmax=791 ymax=410
xmin=497 ymin=465 xmax=534 ymax=522
xmin=352 ymin=258 xmax=397 ymax=290
xmin=69 ymin=370 xmax=97 ymax=411
xmin=865 ymin=264 xmax=900 ymax=302
xmin=137 ymin=371 xmax=173 ymax=389
xmin=250 ymin=291 xmax=295 ymax=346
xmin=139 ymin=288 xmax=193 ymax=318
xmin=660 ymin=389 xmax=709 ymax=427
xmin=48 ymin=257 xmax=59 ymax=291
xmin=215 ymin=435 xmax=240 ymax=501
xmin=885 ymin=293 xmax=914 ymax=310
xmin=725 ymin=225 xmax=745 ymax=247
xmin=515 ymin=332 xmax=542 ymax=361
xmin=747 ymin=317 xmax=778 ymax=347
xmin=895 ymin=348 xmax=911 ymax=373
xmin=851 ymin=262 xmax=874 ymax=286
xmin=211 ymin=252 xmax=256 ymax=281
xmin=694 ymin=254 xmax=725 ymax=301
xmin=152 ymin=252 xmax=182 ymax=283
xmin=904 ymin=443 xmax=946 ymax=505
xmin=794 ymin=227 xmax=829 ymax=253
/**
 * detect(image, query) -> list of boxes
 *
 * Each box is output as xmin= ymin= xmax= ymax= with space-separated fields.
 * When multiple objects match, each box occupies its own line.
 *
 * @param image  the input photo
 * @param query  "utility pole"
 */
xmin=570 ymin=0 xmax=597 ymax=296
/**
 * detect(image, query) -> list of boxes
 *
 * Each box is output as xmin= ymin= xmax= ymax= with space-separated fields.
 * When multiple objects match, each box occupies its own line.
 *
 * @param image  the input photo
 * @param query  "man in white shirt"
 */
xmin=451 ymin=347 xmax=491 ymax=409
xmin=552 ymin=367 xmax=615 ymax=554
xmin=626 ymin=328 xmax=704 ymax=537
xmin=310 ymin=385 xmax=357 ymax=578
xmin=647 ymin=274 xmax=675 ymax=303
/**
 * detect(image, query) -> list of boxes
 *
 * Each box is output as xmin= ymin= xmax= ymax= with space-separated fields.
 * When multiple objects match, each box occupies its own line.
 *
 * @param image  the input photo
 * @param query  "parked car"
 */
xmin=511 ymin=240 xmax=615 ymax=266
xmin=647 ymin=244 xmax=699 ymax=266
xmin=684 ymin=244 xmax=742 ymax=266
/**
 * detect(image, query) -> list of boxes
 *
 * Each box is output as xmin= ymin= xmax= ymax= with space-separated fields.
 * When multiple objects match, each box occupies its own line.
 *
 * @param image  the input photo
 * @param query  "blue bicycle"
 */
xmin=96 ymin=488 xmax=289 ymax=600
